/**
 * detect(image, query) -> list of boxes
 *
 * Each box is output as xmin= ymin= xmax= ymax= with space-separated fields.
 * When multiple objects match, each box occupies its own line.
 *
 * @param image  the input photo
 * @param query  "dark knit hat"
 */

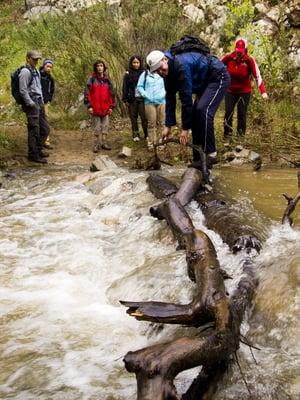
xmin=43 ymin=59 xmax=54 ymax=66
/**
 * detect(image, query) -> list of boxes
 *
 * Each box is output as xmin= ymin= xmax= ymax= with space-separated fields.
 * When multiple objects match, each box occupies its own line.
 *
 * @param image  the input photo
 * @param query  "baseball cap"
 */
xmin=26 ymin=50 xmax=42 ymax=60
xmin=146 ymin=50 xmax=165 ymax=72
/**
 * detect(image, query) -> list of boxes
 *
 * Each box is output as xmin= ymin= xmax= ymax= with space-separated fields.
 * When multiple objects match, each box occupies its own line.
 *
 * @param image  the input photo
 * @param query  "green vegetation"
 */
xmin=0 ymin=129 xmax=16 ymax=151
xmin=0 ymin=0 xmax=299 ymax=160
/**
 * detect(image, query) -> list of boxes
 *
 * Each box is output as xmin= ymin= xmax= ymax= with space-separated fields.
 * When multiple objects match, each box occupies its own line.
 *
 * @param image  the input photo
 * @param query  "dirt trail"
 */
xmin=0 ymin=120 xmax=152 ymax=169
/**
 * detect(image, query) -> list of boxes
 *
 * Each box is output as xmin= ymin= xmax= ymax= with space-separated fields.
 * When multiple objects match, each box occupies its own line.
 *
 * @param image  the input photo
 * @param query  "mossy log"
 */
xmin=120 ymin=168 xmax=260 ymax=399
xmin=282 ymin=170 xmax=300 ymax=226
xmin=148 ymin=172 xmax=262 ymax=253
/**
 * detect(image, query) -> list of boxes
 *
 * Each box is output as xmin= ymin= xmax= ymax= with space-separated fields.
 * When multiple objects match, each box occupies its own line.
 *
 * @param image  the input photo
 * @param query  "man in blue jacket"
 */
xmin=146 ymin=48 xmax=230 ymax=162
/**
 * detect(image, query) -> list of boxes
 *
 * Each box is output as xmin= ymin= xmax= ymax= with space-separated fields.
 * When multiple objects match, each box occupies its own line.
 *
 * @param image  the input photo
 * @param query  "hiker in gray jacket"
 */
xmin=19 ymin=50 xmax=50 ymax=163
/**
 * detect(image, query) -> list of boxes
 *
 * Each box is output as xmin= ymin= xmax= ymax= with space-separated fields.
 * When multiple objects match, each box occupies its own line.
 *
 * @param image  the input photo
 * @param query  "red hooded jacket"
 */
xmin=221 ymin=38 xmax=266 ymax=95
xmin=84 ymin=73 xmax=116 ymax=117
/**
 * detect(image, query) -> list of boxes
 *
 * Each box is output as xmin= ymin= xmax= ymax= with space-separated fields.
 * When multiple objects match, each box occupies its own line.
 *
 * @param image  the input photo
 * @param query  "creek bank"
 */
xmin=0 ymin=121 xmax=298 ymax=172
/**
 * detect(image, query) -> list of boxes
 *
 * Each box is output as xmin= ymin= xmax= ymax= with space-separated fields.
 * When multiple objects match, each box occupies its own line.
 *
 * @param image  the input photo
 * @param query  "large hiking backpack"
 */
xmin=11 ymin=66 xmax=33 ymax=104
xmin=170 ymin=35 xmax=210 ymax=56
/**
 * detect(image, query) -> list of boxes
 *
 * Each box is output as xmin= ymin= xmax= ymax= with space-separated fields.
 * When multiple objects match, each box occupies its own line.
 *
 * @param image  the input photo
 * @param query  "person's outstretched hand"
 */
xmin=262 ymin=93 xmax=269 ymax=100
xmin=88 ymin=107 xmax=94 ymax=115
xmin=162 ymin=126 xmax=171 ymax=141
xmin=179 ymin=129 xmax=188 ymax=145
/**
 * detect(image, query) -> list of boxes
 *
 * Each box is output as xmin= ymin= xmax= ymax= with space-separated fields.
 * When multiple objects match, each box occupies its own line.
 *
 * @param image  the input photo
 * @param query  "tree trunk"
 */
xmin=282 ymin=170 xmax=300 ymax=225
xmin=121 ymin=168 xmax=260 ymax=399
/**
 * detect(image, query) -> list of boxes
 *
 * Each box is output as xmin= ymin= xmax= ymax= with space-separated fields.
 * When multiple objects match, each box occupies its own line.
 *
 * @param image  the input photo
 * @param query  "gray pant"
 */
xmin=22 ymin=103 xmax=50 ymax=158
xmin=92 ymin=115 xmax=109 ymax=148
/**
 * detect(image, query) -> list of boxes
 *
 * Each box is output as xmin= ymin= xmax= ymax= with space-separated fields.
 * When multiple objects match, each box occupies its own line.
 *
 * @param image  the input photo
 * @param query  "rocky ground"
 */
xmin=0 ymin=117 xmax=298 ymax=172
xmin=0 ymin=119 xmax=190 ymax=170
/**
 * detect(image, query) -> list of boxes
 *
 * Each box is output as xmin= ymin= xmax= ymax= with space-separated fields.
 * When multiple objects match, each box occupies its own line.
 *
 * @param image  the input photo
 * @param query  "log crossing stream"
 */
xmin=0 ymin=165 xmax=299 ymax=399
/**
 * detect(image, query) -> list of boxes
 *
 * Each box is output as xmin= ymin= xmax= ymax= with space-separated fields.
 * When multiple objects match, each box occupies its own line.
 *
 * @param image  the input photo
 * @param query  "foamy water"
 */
xmin=0 ymin=165 xmax=299 ymax=399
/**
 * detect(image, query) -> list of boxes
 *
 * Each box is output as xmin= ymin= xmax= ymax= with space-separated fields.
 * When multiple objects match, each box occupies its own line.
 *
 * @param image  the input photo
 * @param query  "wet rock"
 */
xmin=235 ymin=145 xmax=244 ymax=153
xmin=236 ymin=148 xmax=250 ymax=159
xmin=88 ymin=176 xmax=113 ymax=194
xmin=79 ymin=120 xmax=89 ymax=130
xmin=223 ymin=146 xmax=262 ymax=168
xmin=90 ymin=155 xmax=118 ymax=172
xmin=118 ymin=146 xmax=132 ymax=158
xmin=223 ymin=151 xmax=235 ymax=162
xmin=249 ymin=150 xmax=261 ymax=162
xmin=75 ymin=171 xmax=102 ymax=184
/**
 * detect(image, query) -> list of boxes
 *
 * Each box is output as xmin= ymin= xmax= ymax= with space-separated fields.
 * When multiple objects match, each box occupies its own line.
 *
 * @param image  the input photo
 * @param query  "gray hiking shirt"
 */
xmin=19 ymin=65 xmax=44 ymax=106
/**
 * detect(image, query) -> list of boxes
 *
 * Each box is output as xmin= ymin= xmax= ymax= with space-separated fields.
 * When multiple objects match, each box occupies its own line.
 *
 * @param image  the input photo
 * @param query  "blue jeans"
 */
xmin=192 ymin=69 xmax=230 ymax=160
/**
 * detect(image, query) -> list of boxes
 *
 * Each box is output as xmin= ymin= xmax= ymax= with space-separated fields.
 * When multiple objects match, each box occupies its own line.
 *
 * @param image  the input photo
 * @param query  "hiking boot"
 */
xmin=28 ymin=156 xmax=48 ymax=164
xmin=43 ymin=143 xmax=53 ymax=150
xmin=223 ymin=134 xmax=232 ymax=141
xmin=206 ymin=153 xmax=218 ymax=168
xmin=102 ymin=143 xmax=111 ymax=150
xmin=39 ymin=151 xmax=49 ymax=158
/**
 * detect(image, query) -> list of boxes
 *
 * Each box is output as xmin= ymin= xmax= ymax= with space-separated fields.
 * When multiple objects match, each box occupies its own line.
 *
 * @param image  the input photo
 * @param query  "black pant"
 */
xmin=22 ymin=103 xmax=50 ymax=158
xmin=191 ymin=69 xmax=231 ymax=160
xmin=224 ymin=92 xmax=251 ymax=136
xmin=128 ymin=100 xmax=148 ymax=138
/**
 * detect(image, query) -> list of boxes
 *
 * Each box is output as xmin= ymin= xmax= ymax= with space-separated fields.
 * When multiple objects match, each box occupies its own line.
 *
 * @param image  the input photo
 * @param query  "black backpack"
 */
xmin=170 ymin=35 xmax=210 ymax=56
xmin=11 ymin=66 xmax=33 ymax=104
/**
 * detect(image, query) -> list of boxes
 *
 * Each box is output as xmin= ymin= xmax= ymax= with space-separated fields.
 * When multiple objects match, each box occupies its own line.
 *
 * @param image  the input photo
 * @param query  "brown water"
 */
xmin=0 ymin=165 xmax=299 ymax=399
xmin=217 ymin=167 xmax=300 ymax=225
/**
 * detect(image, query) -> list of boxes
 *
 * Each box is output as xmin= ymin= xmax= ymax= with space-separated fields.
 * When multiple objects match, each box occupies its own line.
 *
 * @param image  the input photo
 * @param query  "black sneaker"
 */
xmin=28 ymin=156 xmax=48 ymax=164
xmin=43 ymin=143 xmax=53 ymax=150
xmin=101 ymin=143 xmax=111 ymax=150
xmin=39 ymin=151 xmax=50 ymax=158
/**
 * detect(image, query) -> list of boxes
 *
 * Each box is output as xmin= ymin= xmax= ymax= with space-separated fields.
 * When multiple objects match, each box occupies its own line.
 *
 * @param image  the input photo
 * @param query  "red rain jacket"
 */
xmin=221 ymin=52 xmax=266 ymax=95
xmin=84 ymin=73 xmax=116 ymax=117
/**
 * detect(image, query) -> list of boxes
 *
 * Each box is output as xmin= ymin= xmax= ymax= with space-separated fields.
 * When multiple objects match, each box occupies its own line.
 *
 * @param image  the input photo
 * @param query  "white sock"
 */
xmin=208 ymin=151 xmax=217 ymax=158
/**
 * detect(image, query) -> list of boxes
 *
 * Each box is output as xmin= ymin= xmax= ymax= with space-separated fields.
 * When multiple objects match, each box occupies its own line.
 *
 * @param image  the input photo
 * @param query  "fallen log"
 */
xmin=154 ymin=139 xmax=210 ymax=184
xmin=282 ymin=170 xmax=300 ymax=226
xmin=197 ymin=194 xmax=262 ymax=253
xmin=147 ymin=172 xmax=262 ymax=253
xmin=121 ymin=168 xmax=260 ymax=399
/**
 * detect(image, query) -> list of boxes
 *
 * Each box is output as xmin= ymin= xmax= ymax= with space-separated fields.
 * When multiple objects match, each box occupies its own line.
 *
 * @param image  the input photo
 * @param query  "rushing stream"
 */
xmin=0 ymin=164 xmax=299 ymax=399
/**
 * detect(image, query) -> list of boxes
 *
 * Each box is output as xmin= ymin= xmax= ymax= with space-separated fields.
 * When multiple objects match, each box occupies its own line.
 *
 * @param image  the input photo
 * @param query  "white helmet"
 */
xmin=146 ymin=50 xmax=165 ymax=72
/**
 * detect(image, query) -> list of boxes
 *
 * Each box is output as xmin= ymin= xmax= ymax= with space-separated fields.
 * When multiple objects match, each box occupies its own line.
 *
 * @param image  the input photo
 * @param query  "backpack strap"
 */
xmin=143 ymin=70 xmax=148 ymax=90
